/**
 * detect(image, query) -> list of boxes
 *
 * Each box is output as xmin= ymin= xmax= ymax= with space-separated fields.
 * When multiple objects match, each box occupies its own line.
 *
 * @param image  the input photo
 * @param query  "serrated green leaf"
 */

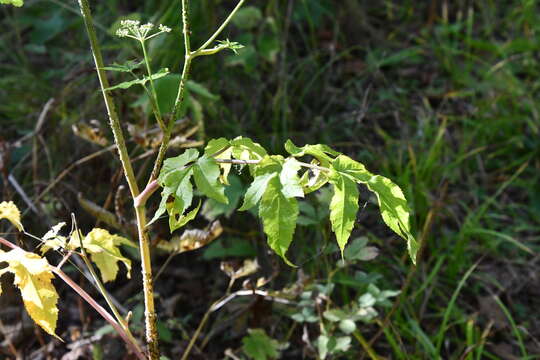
xmin=104 ymin=68 xmax=170 ymax=91
xmin=242 ymin=328 xmax=280 ymax=360
xmin=259 ymin=177 xmax=298 ymax=266
xmin=148 ymin=187 xmax=173 ymax=226
xmin=284 ymin=139 xmax=340 ymax=167
xmin=101 ymin=59 xmax=144 ymax=72
xmin=239 ymin=172 xmax=276 ymax=211
xmin=331 ymin=155 xmax=372 ymax=183
xmin=193 ymin=156 xmax=228 ymax=204
xmin=168 ymin=201 xmax=201 ymax=232
xmin=280 ymin=158 xmax=304 ymax=198
xmin=204 ymin=138 xmax=232 ymax=184
xmin=158 ymin=148 xmax=199 ymax=185
xmin=231 ymin=136 xmax=267 ymax=159
xmin=366 ymin=175 xmax=418 ymax=264
xmin=204 ymin=138 xmax=230 ymax=156
xmin=0 ymin=248 xmax=59 ymax=338
xmin=328 ymin=170 xmax=359 ymax=256
xmin=202 ymin=175 xmax=244 ymax=220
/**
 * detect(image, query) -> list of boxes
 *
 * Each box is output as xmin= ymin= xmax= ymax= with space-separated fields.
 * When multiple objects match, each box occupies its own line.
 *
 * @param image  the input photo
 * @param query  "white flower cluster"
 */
xmin=115 ymin=19 xmax=171 ymax=41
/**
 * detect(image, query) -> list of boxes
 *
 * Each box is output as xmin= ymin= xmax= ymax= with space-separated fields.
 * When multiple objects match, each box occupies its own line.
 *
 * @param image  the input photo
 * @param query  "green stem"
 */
xmin=149 ymin=0 xmax=193 ymax=182
xmin=77 ymin=0 xmax=139 ymax=199
xmin=194 ymin=0 xmax=247 ymax=55
xmin=77 ymin=1 xmax=160 ymax=358
xmin=140 ymin=40 xmax=165 ymax=131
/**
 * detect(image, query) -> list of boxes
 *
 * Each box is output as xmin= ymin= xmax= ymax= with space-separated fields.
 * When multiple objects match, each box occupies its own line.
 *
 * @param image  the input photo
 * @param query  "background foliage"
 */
xmin=1 ymin=0 xmax=539 ymax=359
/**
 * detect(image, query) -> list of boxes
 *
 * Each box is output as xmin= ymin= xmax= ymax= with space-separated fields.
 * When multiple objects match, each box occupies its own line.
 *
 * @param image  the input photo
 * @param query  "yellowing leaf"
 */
xmin=40 ymin=222 xmax=69 ymax=255
xmin=72 ymin=228 xmax=132 ymax=283
xmin=0 ymin=201 xmax=24 ymax=231
xmin=0 ymin=248 xmax=60 ymax=339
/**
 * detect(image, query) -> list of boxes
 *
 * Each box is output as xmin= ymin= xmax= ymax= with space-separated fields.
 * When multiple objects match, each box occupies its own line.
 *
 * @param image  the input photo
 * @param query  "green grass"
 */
xmin=1 ymin=0 xmax=539 ymax=359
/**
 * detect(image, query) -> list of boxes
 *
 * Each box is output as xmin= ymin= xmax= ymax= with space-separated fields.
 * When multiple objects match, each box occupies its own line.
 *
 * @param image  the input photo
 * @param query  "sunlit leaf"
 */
xmin=328 ymin=169 xmax=359 ymax=257
xmin=40 ymin=222 xmax=69 ymax=255
xmin=280 ymin=158 xmax=304 ymax=199
xmin=259 ymin=177 xmax=298 ymax=266
xmin=0 ymin=248 xmax=60 ymax=338
xmin=193 ymin=155 xmax=228 ymax=204
xmin=239 ymin=172 xmax=276 ymax=211
xmin=0 ymin=201 xmax=24 ymax=231
xmin=284 ymin=139 xmax=340 ymax=167
xmin=365 ymin=175 xmax=418 ymax=263
xmin=73 ymin=228 xmax=132 ymax=283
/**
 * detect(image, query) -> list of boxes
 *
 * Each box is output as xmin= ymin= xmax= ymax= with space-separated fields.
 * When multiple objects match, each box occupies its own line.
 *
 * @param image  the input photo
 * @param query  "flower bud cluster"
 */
xmin=116 ymin=20 xmax=171 ymax=41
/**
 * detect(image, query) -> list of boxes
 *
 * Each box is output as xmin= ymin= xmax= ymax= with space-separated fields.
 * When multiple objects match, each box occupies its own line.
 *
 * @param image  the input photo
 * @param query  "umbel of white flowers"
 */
xmin=116 ymin=20 xmax=171 ymax=41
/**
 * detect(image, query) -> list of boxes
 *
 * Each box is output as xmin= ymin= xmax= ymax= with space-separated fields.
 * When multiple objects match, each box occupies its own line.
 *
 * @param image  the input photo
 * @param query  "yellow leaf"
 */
xmin=40 ymin=222 xmax=69 ymax=255
xmin=0 ymin=248 xmax=60 ymax=339
xmin=0 ymin=201 xmax=24 ymax=231
xmin=74 ymin=228 xmax=132 ymax=283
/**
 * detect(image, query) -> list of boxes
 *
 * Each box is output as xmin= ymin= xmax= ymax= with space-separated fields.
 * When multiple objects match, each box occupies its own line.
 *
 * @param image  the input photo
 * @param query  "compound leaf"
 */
xmin=0 ymin=201 xmax=24 ymax=231
xmin=0 ymin=248 xmax=60 ymax=338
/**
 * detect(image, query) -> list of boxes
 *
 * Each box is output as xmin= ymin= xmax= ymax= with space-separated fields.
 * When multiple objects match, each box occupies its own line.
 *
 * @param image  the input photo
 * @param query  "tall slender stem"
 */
xmin=76 ymin=0 xmax=139 ymax=200
xmin=149 ymin=0 xmax=193 ymax=182
xmin=195 ymin=0 xmax=246 ymax=54
xmin=77 ymin=1 xmax=160 ymax=358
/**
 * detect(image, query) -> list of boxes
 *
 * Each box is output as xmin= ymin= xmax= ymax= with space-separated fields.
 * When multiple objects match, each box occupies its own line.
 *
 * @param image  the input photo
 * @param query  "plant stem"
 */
xmin=135 ymin=205 xmax=160 ymax=359
xmin=149 ymin=0 xmax=193 ymax=182
xmin=76 ymin=0 xmax=139 ymax=200
xmin=194 ymin=0 xmax=247 ymax=55
xmin=140 ymin=40 xmax=165 ymax=131
xmin=77 ymin=1 xmax=161 ymax=358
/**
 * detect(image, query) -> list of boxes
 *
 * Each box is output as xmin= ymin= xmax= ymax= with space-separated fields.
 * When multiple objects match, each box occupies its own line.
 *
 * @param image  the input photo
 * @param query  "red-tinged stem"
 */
xmin=0 ymin=237 xmax=145 ymax=360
